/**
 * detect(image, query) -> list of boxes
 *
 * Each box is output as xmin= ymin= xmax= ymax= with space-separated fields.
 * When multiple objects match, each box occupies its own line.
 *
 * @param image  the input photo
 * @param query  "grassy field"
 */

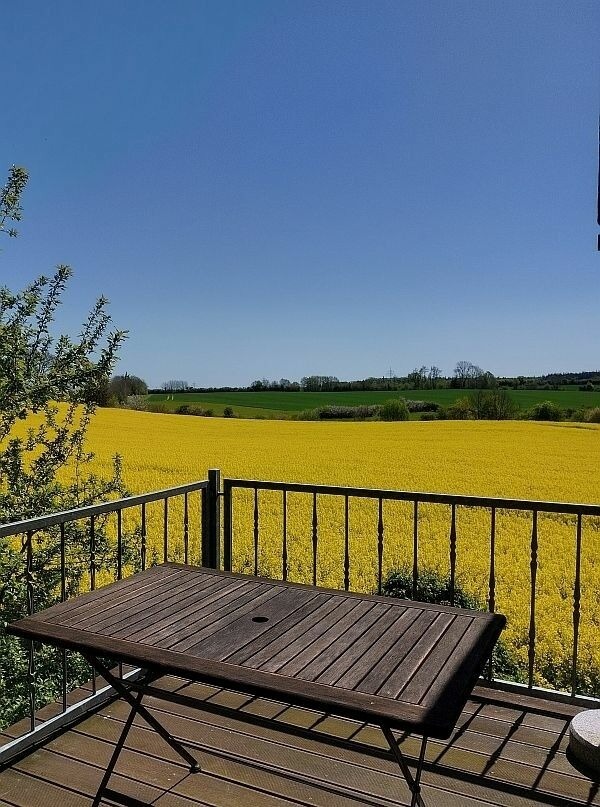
xmin=64 ymin=409 xmax=600 ymax=695
xmin=147 ymin=388 xmax=600 ymax=418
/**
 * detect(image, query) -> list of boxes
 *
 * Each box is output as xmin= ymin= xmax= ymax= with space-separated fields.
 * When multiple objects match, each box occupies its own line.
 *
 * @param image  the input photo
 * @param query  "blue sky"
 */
xmin=1 ymin=1 xmax=598 ymax=387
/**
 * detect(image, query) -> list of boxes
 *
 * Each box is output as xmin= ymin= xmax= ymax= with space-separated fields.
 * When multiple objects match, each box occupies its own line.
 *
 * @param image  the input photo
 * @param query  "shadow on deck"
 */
xmin=0 ymin=677 xmax=598 ymax=807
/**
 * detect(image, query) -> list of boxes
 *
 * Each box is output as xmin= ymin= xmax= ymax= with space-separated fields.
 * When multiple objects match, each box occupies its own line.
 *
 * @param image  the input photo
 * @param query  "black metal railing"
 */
xmin=0 ymin=476 xmax=212 ymax=759
xmin=1 ymin=469 xmax=599 ymax=763
xmin=222 ymin=477 xmax=600 ymax=703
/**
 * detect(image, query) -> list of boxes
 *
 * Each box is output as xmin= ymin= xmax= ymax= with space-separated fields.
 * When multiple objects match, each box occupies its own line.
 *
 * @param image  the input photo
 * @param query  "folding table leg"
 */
xmin=381 ymin=725 xmax=428 ymax=807
xmin=83 ymin=655 xmax=201 ymax=773
xmin=92 ymin=689 xmax=143 ymax=807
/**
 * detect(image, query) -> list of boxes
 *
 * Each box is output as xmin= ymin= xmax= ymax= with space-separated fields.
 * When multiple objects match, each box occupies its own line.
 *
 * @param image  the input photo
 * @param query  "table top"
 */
xmin=9 ymin=563 xmax=505 ymax=738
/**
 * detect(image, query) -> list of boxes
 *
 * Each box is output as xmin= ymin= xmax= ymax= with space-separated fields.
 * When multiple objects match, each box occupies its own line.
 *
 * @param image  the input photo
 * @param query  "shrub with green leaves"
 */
xmin=584 ymin=407 xmax=600 ymax=424
xmin=525 ymin=400 xmax=563 ymax=421
xmin=379 ymin=398 xmax=410 ymax=421
xmin=404 ymin=399 xmax=439 ymax=413
xmin=439 ymin=397 xmax=473 ymax=420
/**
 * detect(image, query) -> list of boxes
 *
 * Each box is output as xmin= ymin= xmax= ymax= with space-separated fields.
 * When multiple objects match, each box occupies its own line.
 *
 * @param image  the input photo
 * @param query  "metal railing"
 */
xmin=1 ymin=469 xmax=599 ymax=765
xmin=222 ymin=476 xmax=600 ymax=705
xmin=0 ymin=475 xmax=213 ymax=764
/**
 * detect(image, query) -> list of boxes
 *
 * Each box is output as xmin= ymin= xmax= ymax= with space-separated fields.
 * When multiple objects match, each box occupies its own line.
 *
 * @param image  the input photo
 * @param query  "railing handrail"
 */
xmin=0 ymin=479 xmax=210 ymax=538
xmin=224 ymin=477 xmax=600 ymax=516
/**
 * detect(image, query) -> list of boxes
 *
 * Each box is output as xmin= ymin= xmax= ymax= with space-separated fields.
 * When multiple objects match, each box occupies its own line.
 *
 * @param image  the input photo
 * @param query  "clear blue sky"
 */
xmin=1 ymin=1 xmax=598 ymax=387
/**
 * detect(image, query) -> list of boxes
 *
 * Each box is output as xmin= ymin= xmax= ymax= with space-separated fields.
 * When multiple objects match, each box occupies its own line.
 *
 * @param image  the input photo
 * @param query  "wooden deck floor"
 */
xmin=0 ymin=677 xmax=598 ymax=807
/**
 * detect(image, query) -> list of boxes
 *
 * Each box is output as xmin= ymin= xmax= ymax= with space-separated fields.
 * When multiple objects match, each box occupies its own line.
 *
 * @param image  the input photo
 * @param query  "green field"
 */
xmin=146 ymin=388 xmax=600 ymax=418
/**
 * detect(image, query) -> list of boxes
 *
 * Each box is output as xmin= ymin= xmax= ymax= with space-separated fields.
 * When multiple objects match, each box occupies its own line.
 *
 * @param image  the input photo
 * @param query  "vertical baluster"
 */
xmin=344 ymin=495 xmax=350 ymax=592
xmin=90 ymin=515 xmax=96 ymax=592
xmin=163 ymin=497 xmax=169 ymax=562
xmin=571 ymin=513 xmax=582 ymax=697
xmin=117 ymin=509 xmax=123 ymax=581
xmin=141 ymin=503 xmax=147 ymax=571
xmin=449 ymin=504 xmax=457 ymax=607
xmin=377 ymin=498 xmax=384 ymax=595
xmin=254 ymin=487 xmax=259 ymax=576
xmin=116 ymin=511 xmax=123 ymax=679
xmin=23 ymin=531 xmax=35 ymax=731
xmin=488 ymin=508 xmax=496 ymax=613
xmin=60 ymin=524 xmax=67 ymax=601
xmin=528 ymin=510 xmax=538 ymax=689
xmin=282 ymin=490 xmax=288 ymax=581
xmin=222 ymin=483 xmax=232 ymax=573
xmin=199 ymin=490 xmax=203 ymax=566
xmin=412 ymin=501 xmax=419 ymax=600
xmin=487 ymin=507 xmax=496 ymax=680
xmin=60 ymin=523 xmax=67 ymax=712
xmin=312 ymin=492 xmax=318 ymax=587
xmin=89 ymin=516 xmax=97 ymax=694
xmin=184 ymin=492 xmax=189 ymax=565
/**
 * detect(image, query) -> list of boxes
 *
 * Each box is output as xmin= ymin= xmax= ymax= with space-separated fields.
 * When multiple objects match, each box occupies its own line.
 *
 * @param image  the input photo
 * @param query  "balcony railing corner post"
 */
xmin=202 ymin=469 xmax=221 ymax=569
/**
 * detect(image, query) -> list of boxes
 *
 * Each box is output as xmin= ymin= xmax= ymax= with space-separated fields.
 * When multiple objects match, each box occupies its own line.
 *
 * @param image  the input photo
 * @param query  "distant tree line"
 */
xmin=120 ymin=364 xmax=600 ymax=401
xmin=237 ymin=363 xmax=600 ymax=393
xmin=161 ymin=380 xmax=191 ymax=391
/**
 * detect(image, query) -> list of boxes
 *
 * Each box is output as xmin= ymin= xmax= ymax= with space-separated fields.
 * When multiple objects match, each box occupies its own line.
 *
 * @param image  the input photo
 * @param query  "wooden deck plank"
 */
xmin=0 ymin=769 xmax=93 ymax=807
xmin=101 ymin=689 xmax=599 ymax=806
xmin=7 ymin=750 xmax=163 ymax=804
xmin=76 ymin=714 xmax=388 ymax=807
xmin=1 ymin=681 xmax=599 ymax=807
xmin=42 ymin=731 xmax=190 ymax=791
xmin=100 ymin=685 xmax=594 ymax=791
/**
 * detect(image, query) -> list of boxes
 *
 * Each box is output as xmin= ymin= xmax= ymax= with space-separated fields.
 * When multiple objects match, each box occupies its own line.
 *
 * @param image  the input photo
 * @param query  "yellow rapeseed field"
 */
xmin=13 ymin=408 xmax=600 ymax=692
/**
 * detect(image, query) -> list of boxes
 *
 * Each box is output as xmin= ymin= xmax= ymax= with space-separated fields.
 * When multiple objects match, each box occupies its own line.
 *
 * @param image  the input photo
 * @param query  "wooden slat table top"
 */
xmin=8 ymin=563 xmax=505 ymax=739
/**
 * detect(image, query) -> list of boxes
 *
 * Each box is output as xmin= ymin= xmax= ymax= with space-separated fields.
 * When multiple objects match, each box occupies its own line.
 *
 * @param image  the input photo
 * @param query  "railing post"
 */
xmin=202 ymin=469 xmax=221 ymax=569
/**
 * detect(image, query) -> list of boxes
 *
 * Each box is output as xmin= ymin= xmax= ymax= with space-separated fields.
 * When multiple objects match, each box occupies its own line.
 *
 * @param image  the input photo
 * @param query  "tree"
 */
xmin=0 ymin=167 xmax=131 ymax=728
xmin=427 ymin=366 xmax=441 ymax=388
xmin=301 ymin=375 xmax=340 ymax=392
xmin=109 ymin=374 xmax=148 ymax=404
xmin=0 ymin=165 xmax=28 ymax=240
xmin=407 ymin=367 xmax=427 ymax=389
xmin=161 ymin=380 xmax=189 ymax=391
xmin=452 ymin=360 xmax=490 ymax=388
xmin=467 ymin=389 xmax=517 ymax=420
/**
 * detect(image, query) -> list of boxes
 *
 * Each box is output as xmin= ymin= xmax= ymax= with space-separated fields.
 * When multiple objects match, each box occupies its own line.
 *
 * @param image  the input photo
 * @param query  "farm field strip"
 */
xmin=147 ymin=388 xmax=600 ymax=415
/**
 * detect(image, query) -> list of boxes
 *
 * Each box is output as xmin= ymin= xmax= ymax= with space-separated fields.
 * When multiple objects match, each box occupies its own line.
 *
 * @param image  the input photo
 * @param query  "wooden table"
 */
xmin=9 ymin=563 xmax=505 ymax=807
